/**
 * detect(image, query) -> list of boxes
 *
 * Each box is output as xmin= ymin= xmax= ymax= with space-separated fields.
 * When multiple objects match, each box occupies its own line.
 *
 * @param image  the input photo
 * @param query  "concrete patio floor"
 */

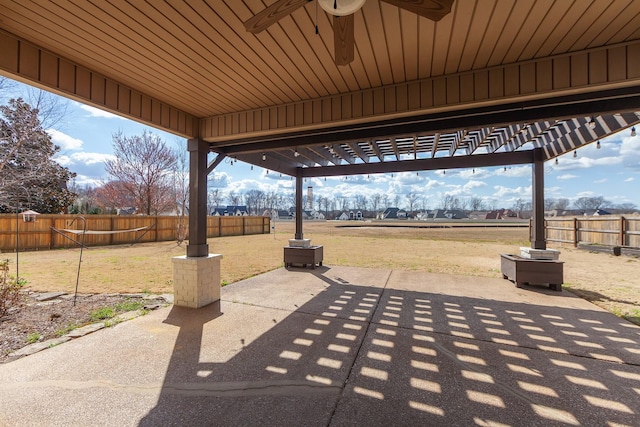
xmin=0 ymin=265 xmax=639 ymax=426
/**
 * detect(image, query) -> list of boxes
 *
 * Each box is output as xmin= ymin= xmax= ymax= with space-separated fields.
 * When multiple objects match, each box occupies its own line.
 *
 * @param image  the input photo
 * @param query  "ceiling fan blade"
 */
xmin=381 ymin=0 xmax=454 ymax=21
xmin=334 ymin=14 xmax=355 ymax=66
xmin=244 ymin=0 xmax=311 ymax=33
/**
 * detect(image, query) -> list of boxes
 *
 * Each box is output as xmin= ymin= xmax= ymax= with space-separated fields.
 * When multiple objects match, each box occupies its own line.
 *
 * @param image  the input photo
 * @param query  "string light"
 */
xmin=573 ymin=150 xmax=577 ymax=158
xmin=596 ymin=140 xmax=601 ymax=149
xmin=262 ymin=153 xmax=266 ymax=161
xmin=555 ymin=158 xmax=558 ymax=165
xmin=632 ymin=127 xmax=637 ymax=137
xmin=294 ymin=149 xmax=300 ymax=157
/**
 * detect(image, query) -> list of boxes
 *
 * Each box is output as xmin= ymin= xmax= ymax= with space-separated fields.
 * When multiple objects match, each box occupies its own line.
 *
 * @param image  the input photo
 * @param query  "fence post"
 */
xmin=573 ymin=218 xmax=578 ymax=247
xmin=49 ymin=216 xmax=54 ymax=249
xmin=620 ymin=216 xmax=626 ymax=247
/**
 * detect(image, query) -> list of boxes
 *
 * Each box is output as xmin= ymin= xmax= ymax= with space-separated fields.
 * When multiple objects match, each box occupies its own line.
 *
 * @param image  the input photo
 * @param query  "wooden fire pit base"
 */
xmin=284 ymin=245 xmax=323 ymax=269
xmin=500 ymin=254 xmax=563 ymax=291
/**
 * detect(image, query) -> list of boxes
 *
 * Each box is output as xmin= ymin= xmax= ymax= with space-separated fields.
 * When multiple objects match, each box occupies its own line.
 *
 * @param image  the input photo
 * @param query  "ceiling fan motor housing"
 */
xmin=317 ymin=0 xmax=367 ymax=16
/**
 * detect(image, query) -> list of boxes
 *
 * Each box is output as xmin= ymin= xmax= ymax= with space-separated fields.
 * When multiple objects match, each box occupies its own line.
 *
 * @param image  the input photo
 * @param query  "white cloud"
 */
xmin=557 ymin=174 xmax=577 ymax=181
xmin=71 ymin=175 xmax=103 ymax=187
xmin=575 ymin=190 xmax=596 ymax=198
xmin=620 ymin=135 xmax=640 ymax=169
xmin=593 ymin=178 xmax=607 ymax=184
xmin=47 ymin=129 xmax=83 ymax=150
xmin=463 ymin=180 xmax=487 ymax=191
xmin=556 ymin=155 xmax=622 ymax=170
xmin=624 ymin=177 xmax=635 ymax=182
xmin=55 ymin=152 xmax=114 ymax=166
xmin=77 ymin=103 xmax=125 ymax=119
xmin=493 ymin=185 xmax=531 ymax=199
xmin=499 ymin=165 xmax=530 ymax=178
xmin=69 ymin=152 xmax=116 ymax=165
xmin=457 ymin=169 xmax=488 ymax=179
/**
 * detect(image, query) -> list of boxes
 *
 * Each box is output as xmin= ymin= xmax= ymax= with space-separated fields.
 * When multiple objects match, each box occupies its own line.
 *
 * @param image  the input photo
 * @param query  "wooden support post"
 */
xmin=186 ymin=138 xmax=209 ymax=257
xmin=620 ymin=216 xmax=626 ymax=246
xmin=573 ymin=217 xmax=578 ymax=247
xmin=295 ymin=168 xmax=303 ymax=240
xmin=531 ymin=148 xmax=546 ymax=250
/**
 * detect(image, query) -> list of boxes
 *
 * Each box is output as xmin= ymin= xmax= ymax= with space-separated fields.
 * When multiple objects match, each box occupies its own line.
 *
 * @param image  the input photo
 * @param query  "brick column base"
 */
xmin=172 ymin=254 xmax=223 ymax=308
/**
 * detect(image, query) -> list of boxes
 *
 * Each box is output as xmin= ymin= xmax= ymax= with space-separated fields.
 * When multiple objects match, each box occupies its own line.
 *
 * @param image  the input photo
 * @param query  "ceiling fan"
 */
xmin=244 ymin=0 xmax=454 ymax=66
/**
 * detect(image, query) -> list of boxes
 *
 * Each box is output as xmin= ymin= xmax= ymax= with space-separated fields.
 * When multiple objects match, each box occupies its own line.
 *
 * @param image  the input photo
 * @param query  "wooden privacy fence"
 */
xmin=545 ymin=216 xmax=640 ymax=247
xmin=0 ymin=215 xmax=270 ymax=252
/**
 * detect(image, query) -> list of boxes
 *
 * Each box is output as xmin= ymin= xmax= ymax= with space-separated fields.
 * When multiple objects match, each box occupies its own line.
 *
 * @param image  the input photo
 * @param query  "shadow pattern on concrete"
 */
xmin=140 ymin=267 xmax=640 ymax=426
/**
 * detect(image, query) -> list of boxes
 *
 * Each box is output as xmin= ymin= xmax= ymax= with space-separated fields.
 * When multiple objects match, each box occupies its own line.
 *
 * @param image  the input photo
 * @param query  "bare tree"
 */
xmin=544 ymin=198 xmax=556 ymax=210
xmin=554 ymin=198 xmax=570 ymax=210
xmin=469 ymin=196 xmax=485 ymax=211
xmin=95 ymin=180 xmax=137 ymax=213
xmin=405 ymin=193 xmax=419 ymax=216
xmin=441 ymin=194 xmax=460 ymax=210
xmin=244 ymin=189 xmax=265 ymax=214
xmin=573 ymin=196 xmax=608 ymax=211
xmin=208 ymin=189 xmax=224 ymax=212
xmin=23 ymin=87 xmax=69 ymax=129
xmin=381 ymin=193 xmax=389 ymax=209
xmin=371 ymin=193 xmax=382 ymax=215
xmin=354 ymin=194 xmax=368 ymax=212
xmin=104 ymin=130 xmax=176 ymax=215
xmin=172 ymin=140 xmax=189 ymax=243
xmin=0 ymin=77 xmax=17 ymax=96
xmin=227 ymin=191 xmax=242 ymax=206
xmin=511 ymin=198 xmax=532 ymax=215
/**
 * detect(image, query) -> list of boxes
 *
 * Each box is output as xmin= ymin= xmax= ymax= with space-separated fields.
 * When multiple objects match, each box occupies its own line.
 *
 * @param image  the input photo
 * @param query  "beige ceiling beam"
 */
xmin=203 ymin=41 xmax=640 ymax=143
xmin=0 ymin=30 xmax=198 ymax=138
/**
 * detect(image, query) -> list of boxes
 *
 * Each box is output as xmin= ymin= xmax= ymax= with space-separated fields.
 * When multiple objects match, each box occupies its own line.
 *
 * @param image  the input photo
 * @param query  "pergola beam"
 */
xmin=300 ymin=150 xmax=534 ymax=178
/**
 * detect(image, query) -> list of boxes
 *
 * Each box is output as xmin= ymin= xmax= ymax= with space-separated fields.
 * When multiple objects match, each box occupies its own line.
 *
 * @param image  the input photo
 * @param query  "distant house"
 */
xmin=211 ymin=205 xmax=249 ymax=216
xmin=485 ymin=209 xmax=518 ymax=220
xmin=265 ymin=209 xmax=293 ymax=219
xmin=433 ymin=209 xmax=468 ymax=220
xmin=349 ymin=210 xmax=363 ymax=220
xmin=116 ymin=207 xmax=136 ymax=215
xmin=378 ymin=207 xmax=408 ymax=220
xmin=337 ymin=212 xmax=350 ymax=220
xmin=588 ymin=208 xmax=611 ymax=216
xmin=293 ymin=209 xmax=325 ymax=220
xmin=414 ymin=211 xmax=430 ymax=220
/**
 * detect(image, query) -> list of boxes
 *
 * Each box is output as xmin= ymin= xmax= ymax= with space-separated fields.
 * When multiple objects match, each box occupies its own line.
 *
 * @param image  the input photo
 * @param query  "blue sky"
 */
xmin=3 ymin=79 xmax=640 ymax=210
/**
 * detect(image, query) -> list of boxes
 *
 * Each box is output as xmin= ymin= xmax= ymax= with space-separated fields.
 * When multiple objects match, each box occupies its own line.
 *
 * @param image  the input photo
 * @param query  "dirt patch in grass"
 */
xmin=6 ymin=220 xmax=640 ymax=325
xmin=0 ymin=293 xmax=165 ymax=363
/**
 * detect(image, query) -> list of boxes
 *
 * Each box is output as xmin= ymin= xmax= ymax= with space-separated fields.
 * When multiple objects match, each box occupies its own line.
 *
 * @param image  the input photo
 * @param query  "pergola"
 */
xmin=2 ymin=1 xmax=640 ymax=305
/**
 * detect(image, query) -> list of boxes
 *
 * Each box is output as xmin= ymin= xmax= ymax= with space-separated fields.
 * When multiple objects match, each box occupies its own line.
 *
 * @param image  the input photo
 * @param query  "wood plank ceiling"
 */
xmin=1 ymin=0 xmax=640 ymax=175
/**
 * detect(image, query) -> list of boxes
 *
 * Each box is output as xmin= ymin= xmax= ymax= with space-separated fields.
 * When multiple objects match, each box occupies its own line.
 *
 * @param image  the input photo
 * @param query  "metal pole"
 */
xmin=15 ymin=205 xmax=19 ymax=283
xmin=69 ymin=216 xmax=87 ymax=306
xmin=295 ymin=168 xmax=303 ymax=240
xmin=531 ymin=148 xmax=546 ymax=250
